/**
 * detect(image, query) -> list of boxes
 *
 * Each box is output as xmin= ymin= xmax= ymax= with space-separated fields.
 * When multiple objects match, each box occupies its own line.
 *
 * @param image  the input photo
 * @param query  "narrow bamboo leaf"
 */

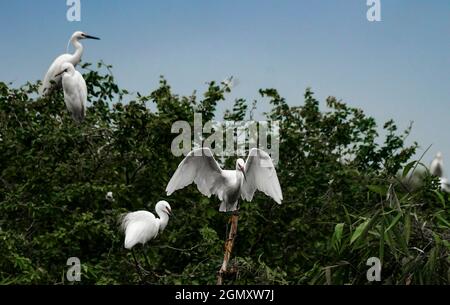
xmin=331 ymin=223 xmax=345 ymax=252
xmin=385 ymin=212 xmax=402 ymax=234
xmin=402 ymin=160 xmax=417 ymax=178
xmin=404 ymin=212 xmax=411 ymax=245
xmin=435 ymin=214 xmax=450 ymax=228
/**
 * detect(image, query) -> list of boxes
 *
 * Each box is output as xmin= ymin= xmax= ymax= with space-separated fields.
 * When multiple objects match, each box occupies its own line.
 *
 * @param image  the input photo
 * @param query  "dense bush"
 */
xmin=0 ymin=62 xmax=449 ymax=284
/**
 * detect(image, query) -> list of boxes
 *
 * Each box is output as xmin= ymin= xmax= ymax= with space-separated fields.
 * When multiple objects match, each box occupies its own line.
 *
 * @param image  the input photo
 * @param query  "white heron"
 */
xmin=166 ymin=147 xmax=283 ymax=212
xmin=55 ymin=62 xmax=87 ymax=123
xmin=120 ymin=201 xmax=173 ymax=250
xmin=439 ymin=177 xmax=450 ymax=193
xmin=430 ymin=152 xmax=444 ymax=178
xmin=120 ymin=201 xmax=173 ymax=279
xmin=39 ymin=31 xmax=100 ymax=96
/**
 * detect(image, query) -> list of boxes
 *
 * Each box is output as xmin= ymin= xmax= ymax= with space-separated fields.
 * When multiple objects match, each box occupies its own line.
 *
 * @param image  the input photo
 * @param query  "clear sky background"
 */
xmin=0 ymin=0 xmax=449 ymax=163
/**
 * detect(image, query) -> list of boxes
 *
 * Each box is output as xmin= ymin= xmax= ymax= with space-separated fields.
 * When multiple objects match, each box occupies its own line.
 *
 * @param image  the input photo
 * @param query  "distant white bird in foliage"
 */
xmin=40 ymin=31 xmax=100 ymax=96
xmin=105 ymin=192 xmax=114 ymax=202
xmin=439 ymin=177 xmax=450 ymax=193
xmin=120 ymin=201 xmax=172 ymax=250
xmin=222 ymin=76 xmax=239 ymax=90
xmin=166 ymin=147 xmax=283 ymax=212
xmin=55 ymin=62 xmax=87 ymax=123
xmin=430 ymin=152 xmax=444 ymax=178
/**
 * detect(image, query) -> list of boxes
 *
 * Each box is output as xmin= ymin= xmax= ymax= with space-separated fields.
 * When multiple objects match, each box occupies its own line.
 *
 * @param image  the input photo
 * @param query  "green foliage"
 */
xmin=0 ymin=62 xmax=449 ymax=284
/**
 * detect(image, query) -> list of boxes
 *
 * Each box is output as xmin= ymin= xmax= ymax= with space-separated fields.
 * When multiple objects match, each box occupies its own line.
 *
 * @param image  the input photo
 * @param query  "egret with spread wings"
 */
xmin=166 ymin=147 xmax=283 ymax=212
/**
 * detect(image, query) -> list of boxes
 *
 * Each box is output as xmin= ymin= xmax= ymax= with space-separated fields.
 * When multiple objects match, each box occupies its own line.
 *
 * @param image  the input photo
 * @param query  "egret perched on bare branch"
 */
xmin=55 ymin=62 xmax=87 ymax=123
xmin=166 ymin=148 xmax=283 ymax=212
xmin=40 ymin=31 xmax=100 ymax=96
xmin=120 ymin=201 xmax=173 ymax=279
xmin=430 ymin=152 xmax=444 ymax=177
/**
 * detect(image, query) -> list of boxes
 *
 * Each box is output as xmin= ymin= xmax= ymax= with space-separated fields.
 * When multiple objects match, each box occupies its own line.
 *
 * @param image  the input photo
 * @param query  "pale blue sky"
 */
xmin=1 ymin=1 xmax=449 ymax=163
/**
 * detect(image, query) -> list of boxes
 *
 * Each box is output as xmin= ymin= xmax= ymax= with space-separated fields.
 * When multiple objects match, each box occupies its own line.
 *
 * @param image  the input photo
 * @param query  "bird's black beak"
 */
xmin=84 ymin=34 xmax=100 ymax=40
xmin=55 ymin=70 xmax=64 ymax=77
xmin=166 ymin=208 xmax=173 ymax=217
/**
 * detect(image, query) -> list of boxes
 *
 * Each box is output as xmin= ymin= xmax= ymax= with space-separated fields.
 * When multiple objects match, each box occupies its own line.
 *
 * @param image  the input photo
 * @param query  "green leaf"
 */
xmin=402 ymin=160 xmax=417 ymax=178
xmin=435 ymin=214 xmax=450 ymax=228
xmin=385 ymin=212 xmax=402 ymax=234
xmin=433 ymin=190 xmax=446 ymax=208
xmin=350 ymin=219 xmax=370 ymax=245
xmin=331 ymin=223 xmax=345 ymax=252
xmin=404 ymin=212 xmax=411 ymax=245
xmin=368 ymin=185 xmax=387 ymax=196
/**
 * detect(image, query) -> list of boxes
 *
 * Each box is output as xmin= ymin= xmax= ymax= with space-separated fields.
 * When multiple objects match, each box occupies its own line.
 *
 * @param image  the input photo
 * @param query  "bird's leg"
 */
xmin=142 ymin=244 xmax=159 ymax=285
xmin=142 ymin=244 xmax=152 ymax=271
xmin=131 ymin=249 xmax=145 ymax=284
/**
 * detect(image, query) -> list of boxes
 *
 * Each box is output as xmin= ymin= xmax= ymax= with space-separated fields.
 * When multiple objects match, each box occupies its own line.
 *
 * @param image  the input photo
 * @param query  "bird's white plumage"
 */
xmin=120 ymin=201 xmax=172 ymax=249
xmin=40 ymin=31 xmax=99 ymax=96
xmin=241 ymin=148 xmax=283 ymax=204
xmin=430 ymin=152 xmax=444 ymax=178
xmin=166 ymin=148 xmax=226 ymax=198
xmin=166 ymin=147 xmax=283 ymax=212
xmin=439 ymin=177 xmax=450 ymax=193
xmin=59 ymin=62 xmax=87 ymax=122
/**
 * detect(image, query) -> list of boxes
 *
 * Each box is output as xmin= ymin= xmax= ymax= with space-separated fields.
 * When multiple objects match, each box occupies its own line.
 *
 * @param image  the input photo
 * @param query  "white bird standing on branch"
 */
xmin=120 ymin=201 xmax=173 ymax=250
xmin=120 ymin=201 xmax=173 ymax=279
xmin=430 ymin=152 xmax=444 ymax=178
xmin=429 ymin=152 xmax=450 ymax=193
xmin=40 ymin=31 xmax=100 ymax=96
xmin=166 ymin=148 xmax=283 ymax=212
xmin=439 ymin=177 xmax=450 ymax=193
xmin=55 ymin=62 xmax=87 ymax=123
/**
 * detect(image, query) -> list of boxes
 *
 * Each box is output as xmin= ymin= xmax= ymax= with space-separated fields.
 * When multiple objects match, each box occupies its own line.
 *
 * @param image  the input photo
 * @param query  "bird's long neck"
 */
xmin=236 ymin=170 xmax=244 ymax=187
xmin=69 ymin=38 xmax=83 ymax=66
xmin=156 ymin=211 xmax=169 ymax=232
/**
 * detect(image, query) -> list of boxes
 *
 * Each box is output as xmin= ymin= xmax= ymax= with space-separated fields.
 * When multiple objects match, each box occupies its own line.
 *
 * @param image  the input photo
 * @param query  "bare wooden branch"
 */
xmin=217 ymin=211 xmax=239 ymax=285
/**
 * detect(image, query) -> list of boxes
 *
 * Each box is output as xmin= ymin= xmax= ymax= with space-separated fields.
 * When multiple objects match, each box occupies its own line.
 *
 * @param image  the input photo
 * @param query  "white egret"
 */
xmin=120 ymin=201 xmax=172 ymax=280
xmin=120 ymin=201 xmax=173 ymax=250
xmin=166 ymin=148 xmax=283 ymax=212
xmin=440 ymin=177 xmax=450 ymax=193
xmin=55 ymin=62 xmax=87 ymax=123
xmin=105 ymin=191 xmax=114 ymax=202
xmin=40 ymin=31 xmax=100 ymax=96
xmin=430 ymin=152 xmax=444 ymax=177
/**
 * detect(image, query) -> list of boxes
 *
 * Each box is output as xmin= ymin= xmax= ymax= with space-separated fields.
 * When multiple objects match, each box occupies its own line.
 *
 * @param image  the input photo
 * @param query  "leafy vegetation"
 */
xmin=0 ymin=62 xmax=449 ymax=284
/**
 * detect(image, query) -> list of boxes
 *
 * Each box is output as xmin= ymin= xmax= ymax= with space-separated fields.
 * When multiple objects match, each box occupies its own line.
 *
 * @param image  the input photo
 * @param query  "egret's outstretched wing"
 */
xmin=241 ymin=148 xmax=283 ymax=204
xmin=166 ymin=148 xmax=226 ymax=198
